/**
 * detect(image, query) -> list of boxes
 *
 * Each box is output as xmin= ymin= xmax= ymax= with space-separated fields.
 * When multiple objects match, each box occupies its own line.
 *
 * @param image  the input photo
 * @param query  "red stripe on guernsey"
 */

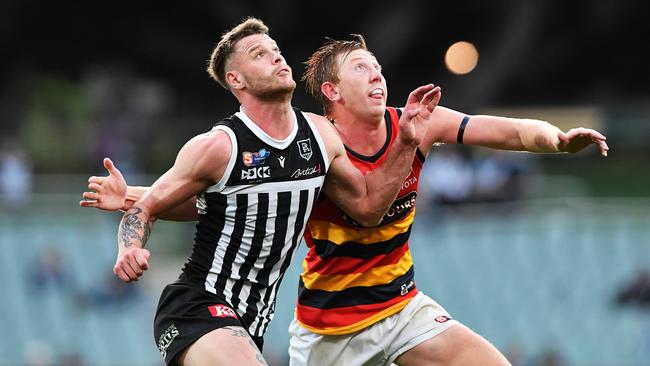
xmin=298 ymin=107 xmax=426 ymax=334
xmin=304 ymin=239 xmax=410 ymax=276
xmin=297 ymin=288 xmax=418 ymax=331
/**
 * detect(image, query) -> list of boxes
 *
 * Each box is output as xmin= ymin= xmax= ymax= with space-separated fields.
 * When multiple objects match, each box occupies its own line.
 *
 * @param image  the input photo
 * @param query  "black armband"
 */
xmin=456 ymin=116 xmax=471 ymax=144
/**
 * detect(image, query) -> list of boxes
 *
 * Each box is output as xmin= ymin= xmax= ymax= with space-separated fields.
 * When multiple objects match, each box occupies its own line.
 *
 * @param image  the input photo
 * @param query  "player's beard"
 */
xmin=246 ymin=76 xmax=296 ymax=103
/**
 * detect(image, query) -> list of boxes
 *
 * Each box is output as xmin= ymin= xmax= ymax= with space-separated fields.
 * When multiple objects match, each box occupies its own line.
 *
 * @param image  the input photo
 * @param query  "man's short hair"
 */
xmin=207 ymin=17 xmax=269 ymax=90
xmin=302 ymin=34 xmax=370 ymax=116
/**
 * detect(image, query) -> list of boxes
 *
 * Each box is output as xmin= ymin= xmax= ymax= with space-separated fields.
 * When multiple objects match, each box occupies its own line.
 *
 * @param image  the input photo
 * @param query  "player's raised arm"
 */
xmin=419 ymin=106 xmax=609 ymax=156
xmin=113 ymin=130 xmax=231 ymax=282
xmin=315 ymin=84 xmax=440 ymax=227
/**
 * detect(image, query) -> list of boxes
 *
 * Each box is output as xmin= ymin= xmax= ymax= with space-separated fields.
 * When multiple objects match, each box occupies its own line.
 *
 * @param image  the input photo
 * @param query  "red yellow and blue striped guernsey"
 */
xmin=296 ymin=107 xmax=425 ymax=335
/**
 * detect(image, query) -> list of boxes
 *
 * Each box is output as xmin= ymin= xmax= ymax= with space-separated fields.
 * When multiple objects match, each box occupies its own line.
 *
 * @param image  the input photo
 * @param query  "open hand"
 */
xmin=558 ymin=128 xmax=609 ymax=156
xmin=398 ymin=84 xmax=442 ymax=147
xmin=80 ymin=158 xmax=128 ymax=211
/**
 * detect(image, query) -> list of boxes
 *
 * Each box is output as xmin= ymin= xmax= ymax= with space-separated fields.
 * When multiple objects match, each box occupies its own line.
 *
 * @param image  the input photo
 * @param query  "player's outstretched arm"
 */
xmin=317 ymin=84 xmax=441 ymax=226
xmin=420 ymin=107 xmax=609 ymax=156
xmin=80 ymin=158 xmax=199 ymax=221
xmin=114 ymin=131 xmax=231 ymax=282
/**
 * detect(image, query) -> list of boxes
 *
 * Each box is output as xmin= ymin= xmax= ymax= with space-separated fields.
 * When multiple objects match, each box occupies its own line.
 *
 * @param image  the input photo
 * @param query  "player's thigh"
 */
xmin=177 ymin=326 xmax=267 ymax=366
xmin=394 ymin=323 xmax=511 ymax=366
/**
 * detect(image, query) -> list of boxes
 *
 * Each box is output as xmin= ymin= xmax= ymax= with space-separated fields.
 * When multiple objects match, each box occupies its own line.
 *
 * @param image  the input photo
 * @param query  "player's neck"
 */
xmin=332 ymin=110 xmax=386 ymax=155
xmin=239 ymin=97 xmax=295 ymax=140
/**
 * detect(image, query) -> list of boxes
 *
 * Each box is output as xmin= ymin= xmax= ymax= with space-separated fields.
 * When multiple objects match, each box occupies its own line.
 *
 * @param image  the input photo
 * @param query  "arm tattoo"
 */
xmin=118 ymin=207 xmax=152 ymax=248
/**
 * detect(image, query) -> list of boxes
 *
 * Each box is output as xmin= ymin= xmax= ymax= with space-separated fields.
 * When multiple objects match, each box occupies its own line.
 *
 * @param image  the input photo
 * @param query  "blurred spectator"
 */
xmin=23 ymin=339 xmax=53 ymax=366
xmin=30 ymin=246 xmax=70 ymax=291
xmin=419 ymin=146 xmax=529 ymax=215
xmin=503 ymin=341 xmax=526 ymax=366
xmin=0 ymin=139 xmax=33 ymax=210
xmin=535 ymin=348 xmax=564 ymax=366
xmin=420 ymin=147 xmax=474 ymax=206
xmin=616 ymin=270 xmax=650 ymax=308
xmin=616 ymin=272 xmax=650 ymax=366
xmin=58 ymin=351 xmax=84 ymax=366
xmin=472 ymin=150 xmax=525 ymax=203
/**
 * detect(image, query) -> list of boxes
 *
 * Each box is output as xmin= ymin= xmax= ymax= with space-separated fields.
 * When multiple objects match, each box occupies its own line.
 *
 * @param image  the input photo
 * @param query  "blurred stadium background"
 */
xmin=1 ymin=0 xmax=649 ymax=365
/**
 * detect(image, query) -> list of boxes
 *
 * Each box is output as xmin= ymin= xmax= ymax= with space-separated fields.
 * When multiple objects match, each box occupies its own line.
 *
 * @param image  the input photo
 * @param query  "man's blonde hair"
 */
xmin=302 ymin=34 xmax=370 ymax=115
xmin=207 ymin=17 xmax=269 ymax=90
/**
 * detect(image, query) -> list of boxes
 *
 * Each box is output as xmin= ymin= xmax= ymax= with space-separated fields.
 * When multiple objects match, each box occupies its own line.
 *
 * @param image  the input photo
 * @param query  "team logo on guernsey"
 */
xmin=400 ymin=279 xmax=415 ymax=296
xmin=157 ymin=323 xmax=179 ymax=359
xmin=242 ymin=149 xmax=270 ymax=167
xmin=242 ymin=166 xmax=271 ymax=180
xmin=208 ymin=304 xmax=237 ymax=319
xmin=297 ymin=138 xmax=313 ymax=160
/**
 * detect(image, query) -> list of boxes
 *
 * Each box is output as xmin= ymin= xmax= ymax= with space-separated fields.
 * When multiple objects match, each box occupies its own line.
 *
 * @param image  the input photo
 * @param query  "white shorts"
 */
xmin=288 ymin=292 xmax=458 ymax=366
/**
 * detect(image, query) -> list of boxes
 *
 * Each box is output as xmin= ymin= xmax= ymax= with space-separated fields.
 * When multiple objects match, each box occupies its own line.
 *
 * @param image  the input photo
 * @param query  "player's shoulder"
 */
xmin=303 ymin=112 xmax=340 ymax=142
xmin=303 ymin=111 xmax=331 ymax=126
xmin=183 ymin=128 xmax=232 ymax=157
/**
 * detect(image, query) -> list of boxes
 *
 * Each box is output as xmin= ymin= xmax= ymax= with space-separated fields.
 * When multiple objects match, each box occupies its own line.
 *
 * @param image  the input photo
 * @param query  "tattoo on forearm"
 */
xmin=118 ymin=207 xmax=152 ymax=248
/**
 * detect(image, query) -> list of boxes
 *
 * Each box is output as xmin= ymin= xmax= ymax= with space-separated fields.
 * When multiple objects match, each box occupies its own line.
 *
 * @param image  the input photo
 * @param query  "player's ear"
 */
xmin=227 ymin=70 xmax=244 ymax=90
xmin=321 ymin=82 xmax=341 ymax=103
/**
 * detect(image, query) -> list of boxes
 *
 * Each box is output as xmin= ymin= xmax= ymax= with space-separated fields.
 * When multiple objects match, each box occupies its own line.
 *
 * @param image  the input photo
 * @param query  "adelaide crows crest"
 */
xmin=297 ymin=138 xmax=313 ymax=160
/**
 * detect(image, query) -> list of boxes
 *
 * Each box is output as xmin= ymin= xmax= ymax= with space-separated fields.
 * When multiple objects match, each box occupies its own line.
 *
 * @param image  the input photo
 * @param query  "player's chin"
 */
xmin=366 ymin=101 xmax=386 ymax=115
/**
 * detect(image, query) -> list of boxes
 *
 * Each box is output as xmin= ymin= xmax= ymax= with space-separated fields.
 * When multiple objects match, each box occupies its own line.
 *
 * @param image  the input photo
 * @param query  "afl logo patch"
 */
xmin=242 ymin=148 xmax=270 ymax=167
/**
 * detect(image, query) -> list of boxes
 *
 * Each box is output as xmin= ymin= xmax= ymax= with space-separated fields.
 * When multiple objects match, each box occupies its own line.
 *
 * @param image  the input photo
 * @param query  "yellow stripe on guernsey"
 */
xmin=302 ymin=251 xmax=413 ymax=291
xmin=308 ymin=210 xmax=415 ymax=245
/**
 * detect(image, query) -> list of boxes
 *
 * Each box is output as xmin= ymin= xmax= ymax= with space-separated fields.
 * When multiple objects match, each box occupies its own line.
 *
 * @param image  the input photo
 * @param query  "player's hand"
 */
xmin=80 ymin=158 xmax=128 ymax=211
xmin=114 ymin=246 xmax=151 ymax=282
xmin=398 ymin=84 xmax=442 ymax=147
xmin=558 ymin=128 xmax=609 ymax=156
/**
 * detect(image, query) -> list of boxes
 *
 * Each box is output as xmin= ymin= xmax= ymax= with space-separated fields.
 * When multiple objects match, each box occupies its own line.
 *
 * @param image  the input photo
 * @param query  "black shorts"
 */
xmin=153 ymin=282 xmax=264 ymax=365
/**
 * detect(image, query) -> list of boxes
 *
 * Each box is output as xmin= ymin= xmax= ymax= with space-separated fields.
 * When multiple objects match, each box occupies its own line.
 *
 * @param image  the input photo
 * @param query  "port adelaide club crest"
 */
xmin=297 ymin=138 xmax=312 ymax=160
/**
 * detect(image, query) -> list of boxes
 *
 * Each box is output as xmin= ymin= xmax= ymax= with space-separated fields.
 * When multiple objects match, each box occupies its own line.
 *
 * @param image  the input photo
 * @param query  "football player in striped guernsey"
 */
xmin=80 ymin=18 xmax=439 ymax=366
xmin=82 ymin=30 xmax=608 ymax=366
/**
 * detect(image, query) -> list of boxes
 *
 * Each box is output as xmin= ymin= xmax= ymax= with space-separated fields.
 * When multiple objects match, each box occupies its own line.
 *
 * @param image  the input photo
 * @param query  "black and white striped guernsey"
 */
xmin=178 ymin=107 xmax=329 ymax=337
